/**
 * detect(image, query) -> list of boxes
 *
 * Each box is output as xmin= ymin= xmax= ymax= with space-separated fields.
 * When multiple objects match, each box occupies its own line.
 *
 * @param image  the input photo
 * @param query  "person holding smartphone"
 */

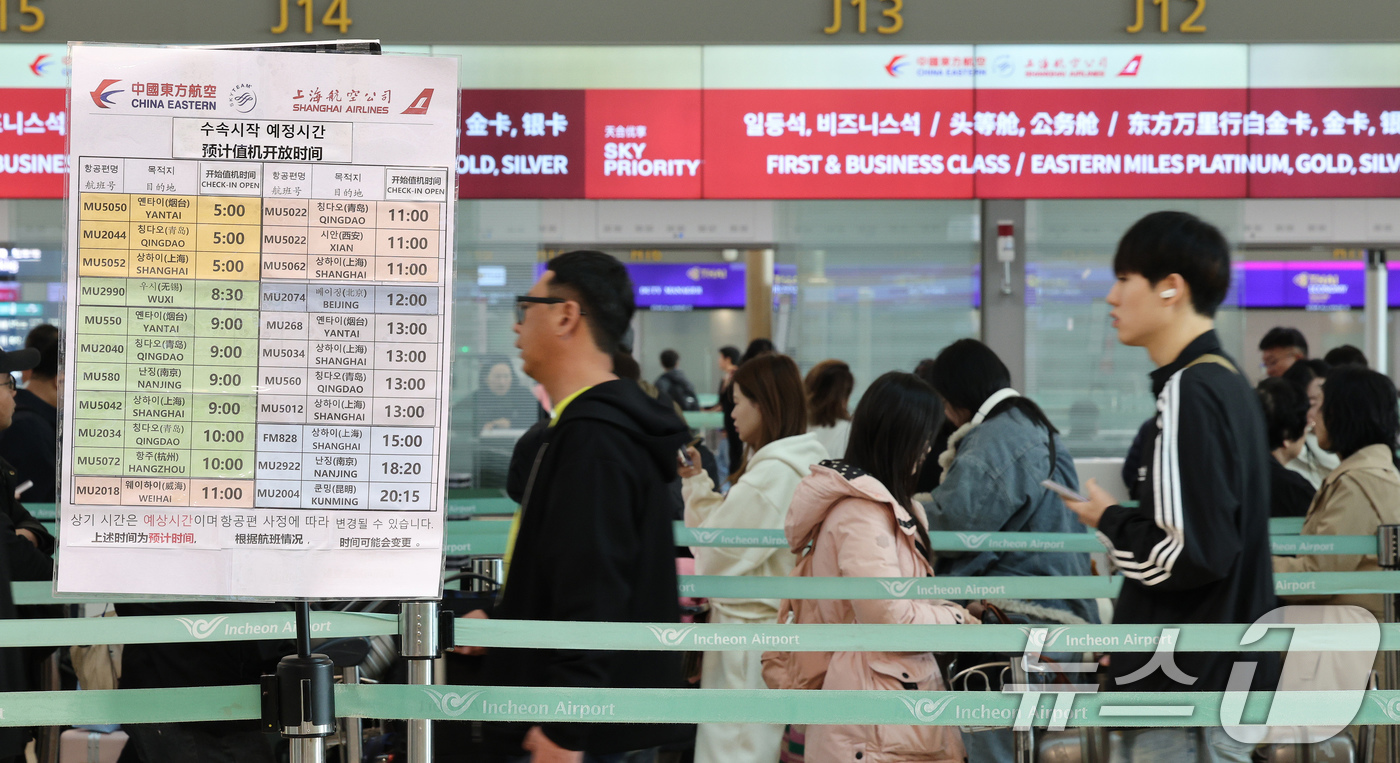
xmin=1061 ymin=211 xmax=1278 ymax=762
xmin=679 ymin=352 xmax=826 ymax=763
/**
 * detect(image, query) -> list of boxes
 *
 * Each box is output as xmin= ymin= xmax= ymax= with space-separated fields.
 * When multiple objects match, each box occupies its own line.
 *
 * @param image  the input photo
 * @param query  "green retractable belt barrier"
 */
xmin=675 ymin=571 xmax=1400 ymax=600
xmin=41 ymin=520 xmax=1386 ymax=557
xmin=5 ymin=684 xmax=1400 ymax=729
xmin=437 ymin=521 xmax=1378 ymax=555
xmin=0 ymin=612 xmax=1398 ymax=654
xmin=12 ymin=570 xmax=1400 ymax=606
xmin=449 ymin=619 xmax=1400 ymax=654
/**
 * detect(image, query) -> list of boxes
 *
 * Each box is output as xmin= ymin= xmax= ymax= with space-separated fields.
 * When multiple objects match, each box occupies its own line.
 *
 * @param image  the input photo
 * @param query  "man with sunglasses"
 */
xmin=476 ymin=251 xmax=692 ymax=763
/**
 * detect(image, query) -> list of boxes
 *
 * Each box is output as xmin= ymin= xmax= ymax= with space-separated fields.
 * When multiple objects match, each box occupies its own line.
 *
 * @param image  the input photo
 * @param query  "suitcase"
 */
xmin=58 ymin=729 xmax=128 ymax=763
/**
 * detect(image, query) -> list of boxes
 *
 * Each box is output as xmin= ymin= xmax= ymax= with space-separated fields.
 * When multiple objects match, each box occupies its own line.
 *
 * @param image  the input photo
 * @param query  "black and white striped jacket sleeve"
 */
xmin=1096 ymin=368 xmax=1243 ymax=589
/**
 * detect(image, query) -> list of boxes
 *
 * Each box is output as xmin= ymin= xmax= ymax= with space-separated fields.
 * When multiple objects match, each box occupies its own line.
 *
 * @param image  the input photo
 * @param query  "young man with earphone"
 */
xmin=1059 ymin=211 xmax=1279 ymax=762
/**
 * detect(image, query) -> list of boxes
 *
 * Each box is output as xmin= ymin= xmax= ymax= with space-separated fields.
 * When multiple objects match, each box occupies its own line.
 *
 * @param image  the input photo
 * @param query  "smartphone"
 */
xmin=1040 ymin=479 xmax=1088 ymax=503
xmin=678 ymin=447 xmax=695 ymax=468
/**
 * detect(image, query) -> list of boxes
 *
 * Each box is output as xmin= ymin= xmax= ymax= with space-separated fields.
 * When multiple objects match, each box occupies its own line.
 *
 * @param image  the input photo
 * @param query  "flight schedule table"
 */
xmin=72 ymin=158 xmax=446 ymax=513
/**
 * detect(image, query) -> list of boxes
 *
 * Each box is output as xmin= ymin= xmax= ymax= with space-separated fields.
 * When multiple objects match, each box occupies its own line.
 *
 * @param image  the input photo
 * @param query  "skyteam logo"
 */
xmin=646 ymin=625 xmax=697 ymax=647
xmin=426 ymin=688 xmax=487 ymax=717
xmin=690 ymin=529 xmax=722 ymax=544
xmin=1019 ymin=626 xmax=1072 ymax=650
xmin=175 ymin=616 xmax=228 ymax=640
xmin=884 ymin=55 xmax=910 ymax=77
xmin=880 ymin=579 xmax=918 ymax=597
xmin=955 ymin=533 xmax=991 ymax=549
xmin=90 ymin=79 xmax=123 ymax=109
xmin=900 ymin=695 xmax=956 ymax=722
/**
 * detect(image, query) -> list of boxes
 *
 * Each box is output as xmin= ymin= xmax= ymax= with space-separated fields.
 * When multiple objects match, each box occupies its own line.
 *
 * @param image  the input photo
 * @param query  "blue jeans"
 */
xmin=504 ymin=747 xmax=658 ymax=763
xmin=1109 ymin=727 xmax=1257 ymax=763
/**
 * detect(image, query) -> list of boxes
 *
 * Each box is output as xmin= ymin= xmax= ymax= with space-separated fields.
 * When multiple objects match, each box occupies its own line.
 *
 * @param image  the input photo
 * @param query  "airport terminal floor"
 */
xmin=7 ymin=2 xmax=1400 ymax=762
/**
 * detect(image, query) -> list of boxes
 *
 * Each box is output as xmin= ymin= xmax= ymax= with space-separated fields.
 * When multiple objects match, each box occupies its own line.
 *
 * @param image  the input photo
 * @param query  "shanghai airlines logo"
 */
xmin=690 ymin=529 xmax=722 ymax=544
xmin=426 ymin=688 xmax=487 ymax=717
xmin=401 ymin=88 xmax=435 ymax=115
xmin=955 ymin=533 xmax=991 ymax=549
xmin=900 ymin=695 xmax=955 ymax=722
xmin=880 ymin=579 xmax=918 ymax=597
xmin=1019 ymin=626 xmax=1072 ymax=650
xmin=884 ymin=55 xmax=909 ymax=77
xmin=1118 ymin=55 xmax=1143 ymax=77
xmin=646 ymin=626 xmax=697 ymax=647
xmin=90 ymin=79 xmax=124 ymax=108
xmin=175 ymin=616 xmax=228 ymax=640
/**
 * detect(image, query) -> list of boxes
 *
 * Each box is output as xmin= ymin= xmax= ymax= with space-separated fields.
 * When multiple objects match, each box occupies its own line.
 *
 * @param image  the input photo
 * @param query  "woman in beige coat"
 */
xmin=681 ymin=353 xmax=827 ymax=763
xmin=765 ymin=372 xmax=977 ymax=763
xmin=1274 ymin=365 xmax=1400 ymax=618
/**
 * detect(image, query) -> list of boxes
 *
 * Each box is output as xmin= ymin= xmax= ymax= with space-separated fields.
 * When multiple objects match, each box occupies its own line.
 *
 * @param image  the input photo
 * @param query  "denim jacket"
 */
xmin=926 ymin=408 xmax=1099 ymax=624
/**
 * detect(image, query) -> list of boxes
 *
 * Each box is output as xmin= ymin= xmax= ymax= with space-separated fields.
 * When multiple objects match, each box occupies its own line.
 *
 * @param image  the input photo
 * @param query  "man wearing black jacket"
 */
xmin=478 ymin=251 xmax=691 ymax=763
xmin=1064 ymin=212 xmax=1278 ymax=762
xmin=0 ymin=346 xmax=54 ymax=763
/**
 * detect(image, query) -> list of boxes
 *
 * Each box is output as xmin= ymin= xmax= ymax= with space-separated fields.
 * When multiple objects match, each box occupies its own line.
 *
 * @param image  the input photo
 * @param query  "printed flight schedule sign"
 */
xmin=59 ymin=45 xmax=458 ymax=600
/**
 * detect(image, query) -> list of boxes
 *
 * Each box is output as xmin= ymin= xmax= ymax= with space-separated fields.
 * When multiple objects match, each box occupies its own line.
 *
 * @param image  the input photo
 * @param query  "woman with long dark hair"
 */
xmin=921 ymin=339 xmax=1098 ymax=763
xmin=923 ymin=339 xmax=1096 ymax=622
xmin=680 ymin=352 xmax=827 ymax=763
xmin=767 ymin=372 xmax=974 ymax=763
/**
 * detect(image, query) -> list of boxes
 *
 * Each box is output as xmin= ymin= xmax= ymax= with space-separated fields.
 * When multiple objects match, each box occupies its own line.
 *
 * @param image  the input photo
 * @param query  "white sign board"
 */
xmin=58 ymin=44 xmax=458 ymax=599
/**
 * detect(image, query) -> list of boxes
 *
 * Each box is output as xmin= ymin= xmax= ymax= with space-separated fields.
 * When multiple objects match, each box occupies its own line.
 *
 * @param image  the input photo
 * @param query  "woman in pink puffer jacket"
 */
xmin=764 ymin=371 xmax=977 ymax=763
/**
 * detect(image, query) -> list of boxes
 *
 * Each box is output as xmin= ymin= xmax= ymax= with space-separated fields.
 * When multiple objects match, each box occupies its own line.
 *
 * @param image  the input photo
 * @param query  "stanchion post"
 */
xmin=400 ymin=600 xmax=441 ymax=763
xmin=1009 ymin=659 xmax=1035 ymax=762
xmin=1378 ymin=526 xmax=1400 ymax=763
xmin=261 ymin=601 xmax=335 ymax=763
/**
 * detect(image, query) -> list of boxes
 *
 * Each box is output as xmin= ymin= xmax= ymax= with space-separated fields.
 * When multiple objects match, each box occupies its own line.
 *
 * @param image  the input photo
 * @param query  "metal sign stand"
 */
xmin=261 ymin=601 xmax=335 ymax=763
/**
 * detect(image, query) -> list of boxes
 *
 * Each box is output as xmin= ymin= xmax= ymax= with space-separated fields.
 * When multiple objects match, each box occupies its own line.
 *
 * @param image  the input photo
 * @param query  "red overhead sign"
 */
xmin=0 ymin=88 xmax=67 ymax=199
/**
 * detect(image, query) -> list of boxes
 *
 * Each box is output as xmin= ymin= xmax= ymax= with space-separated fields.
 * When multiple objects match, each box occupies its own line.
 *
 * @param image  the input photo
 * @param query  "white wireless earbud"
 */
xmin=1159 ymin=288 xmax=1178 ymax=299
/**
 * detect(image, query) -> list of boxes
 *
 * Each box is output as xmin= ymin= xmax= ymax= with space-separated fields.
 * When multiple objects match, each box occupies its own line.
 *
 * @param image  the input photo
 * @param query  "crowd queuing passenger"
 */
xmin=1062 ymin=211 xmax=1278 ymax=762
xmin=716 ymin=339 xmax=777 ymax=477
xmin=679 ymin=352 xmax=825 ymax=763
xmin=803 ymin=359 xmax=854 ymax=458
xmin=1256 ymin=378 xmax=1316 ymax=518
xmin=0 ymin=347 xmax=53 ymax=763
xmin=655 ymin=349 xmax=700 ymax=411
xmin=1284 ymin=359 xmax=1341 ymax=488
xmin=1259 ymin=325 xmax=1309 ymax=378
xmin=920 ymin=339 xmax=1098 ymax=763
xmin=1324 ymin=343 xmax=1369 ymax=368
xmin=0 ymin=324 xmax=58 ymax=503
xmin=707 ymin=345 xmax=742 ymax=479
xmin=1273 ymin=365 xmax=1400 ymax=620
xmin=617 ymin=350 xmax=719 ymax=522
xmin=923 ymin=339 xmax=1097 ymax=625
xmin=766 ymin=371 xmax=975 ymax=763
xmin=478 ymin=251 xmax=692 ymax=763
xmin=116 ymin=600 xmax=289 ymax=763
xmin=910 ymin=358 xmax=951 ymax=492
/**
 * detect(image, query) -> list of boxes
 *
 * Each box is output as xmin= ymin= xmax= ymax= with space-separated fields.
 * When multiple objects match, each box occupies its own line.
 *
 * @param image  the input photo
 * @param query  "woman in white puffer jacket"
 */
xmin=680 ymin=352 xmax=828 ymax=763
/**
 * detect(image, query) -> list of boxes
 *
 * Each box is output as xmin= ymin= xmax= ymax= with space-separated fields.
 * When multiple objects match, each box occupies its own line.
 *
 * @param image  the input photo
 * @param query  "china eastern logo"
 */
xmin=29 ymin=54 xmax=55 ymax=76
xmin=90 ymin=79 xmax=124 ymax=108
xmin=885 ymin=55 xmax=910 ymax=77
